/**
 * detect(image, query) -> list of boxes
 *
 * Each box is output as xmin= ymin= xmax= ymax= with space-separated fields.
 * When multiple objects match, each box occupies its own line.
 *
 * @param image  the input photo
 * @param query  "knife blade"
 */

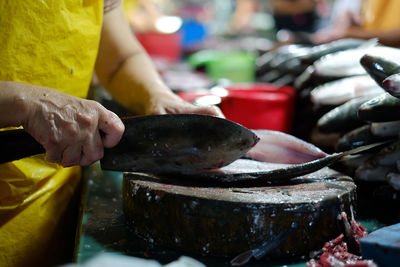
xmin=100 ymin=114 xmax=259 ymax=173
xmin=0 ymin=114 xmax=259 ymax=174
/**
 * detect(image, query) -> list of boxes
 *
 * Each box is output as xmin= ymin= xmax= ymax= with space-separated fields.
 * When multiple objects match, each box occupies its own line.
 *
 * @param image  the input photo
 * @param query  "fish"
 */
xmin=360 ymin=54 xmax=400 ymax=87
xmin=370 ymin=120 xmax=400 ymax=138
xmin=312 ymin=40 xmax=379 ymax=77
xmin=358 ymin=93 xmax=400 ymax=122
xmin=245 ymin=129 xmax=327 ymax=164
xmin=336 ymin=124 xmax=384 ymax=152
xmin=100 ymin=114 xmax=260 ymax=174
xmin=258 ymin=70 xmax=283 ymax=83
xmin=382 ymin=73 xmax=400 ymax=98
xmin=368 ymin=140 xmax=400 ymax=167
xmin=272 ymin=38 xmax=364 ymax=78
xmin=299 ymin=38 xmax=365 ymax=66
xmin=310 ymin=75 xmax=382 ymax=106
xmin=294 ymin=42 xmax=400 ymax=91
xmin=293 ymin=65 xmax=315 ymax=90
xmin=353 ymin=140 xmax=399 ymax=182
xmin=337 ymin=153 xmax=373 ymax=173
xmin=317 ymin=97 xmax=372 ymax=133
xmin=271 ymin=73 xmax=296 ymax=86
xmin=255 ymin=40 xmax=359 ymax=85
xmin=275 ymin=57 xmax=309 ymax=77
xmin=355 ymin=164 xmax=391 ymax=182
xmin=256 ymin=44 xmax=310 ymax=77
xmin=387 ymin=172 xmax=400 ymax=190
xmin=168 ymin=142 xmax=389 ymax=186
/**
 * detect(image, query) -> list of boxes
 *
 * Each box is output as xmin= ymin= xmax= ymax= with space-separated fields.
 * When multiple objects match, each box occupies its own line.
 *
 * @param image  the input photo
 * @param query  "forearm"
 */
xmin=95 ymin=3 xmax=224 ymax=117
xmin=345 ymin=27 xmax=400 ymax=47
xmin=373 ymin=30 xmax=400 ymax=47
xmin=104 ymin=52 xmax=173 ymax=115
xmin=95 ymin=4 xmax=172 ymax=115
xmin=0 ymin=81 xmax=32 ymax=128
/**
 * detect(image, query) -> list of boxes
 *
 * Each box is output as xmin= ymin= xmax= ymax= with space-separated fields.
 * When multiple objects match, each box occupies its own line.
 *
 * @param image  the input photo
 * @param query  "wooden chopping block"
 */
xmin=123 ymin=167 xmax=356 ymax=260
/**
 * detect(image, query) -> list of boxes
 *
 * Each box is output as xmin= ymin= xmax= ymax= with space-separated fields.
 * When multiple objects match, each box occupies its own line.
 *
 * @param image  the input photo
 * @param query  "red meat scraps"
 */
xmin=306 ymin=212 xmax=376 ymax=267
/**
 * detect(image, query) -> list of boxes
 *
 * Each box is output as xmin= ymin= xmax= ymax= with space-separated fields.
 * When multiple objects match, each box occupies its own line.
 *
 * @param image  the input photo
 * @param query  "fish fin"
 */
xmin=230 ymin=250 xmax=253 ymax=266
xmin=341 ymin=140 xmax=395 ymax=158
xmin=358 ymin=38 xmax=378 ymax=49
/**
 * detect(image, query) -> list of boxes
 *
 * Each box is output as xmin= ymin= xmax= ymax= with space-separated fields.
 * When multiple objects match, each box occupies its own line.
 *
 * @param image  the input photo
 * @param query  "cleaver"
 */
xmin=0 ymin=114 xmax=259 ymax=174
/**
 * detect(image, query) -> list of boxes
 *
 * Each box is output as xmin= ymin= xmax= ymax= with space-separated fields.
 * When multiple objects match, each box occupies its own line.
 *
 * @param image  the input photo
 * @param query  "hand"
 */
xmin=144 ymin=89 xmax=225 ymax=118
xmin=15 ymin=84 xmax=125 ymax=166
xmin=311 ymin=11 xmax=362 ymax=44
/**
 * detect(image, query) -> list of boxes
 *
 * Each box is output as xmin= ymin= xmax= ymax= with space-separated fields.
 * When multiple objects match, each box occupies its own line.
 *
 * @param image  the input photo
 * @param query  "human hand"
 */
xmin=144 ymin=89 xmax=225 ymax=118
xmin=311 ymin=11 xmax=362 ymax=44
xmin=18 ymin=84 xmax=125 ymax=166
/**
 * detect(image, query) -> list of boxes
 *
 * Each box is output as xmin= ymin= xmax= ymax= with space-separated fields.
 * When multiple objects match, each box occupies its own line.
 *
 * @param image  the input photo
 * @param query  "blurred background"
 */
xmin=84 ymin=1 xmax=400 ymax=265
xmin=91 ymin=0 xmax=400 ymax=223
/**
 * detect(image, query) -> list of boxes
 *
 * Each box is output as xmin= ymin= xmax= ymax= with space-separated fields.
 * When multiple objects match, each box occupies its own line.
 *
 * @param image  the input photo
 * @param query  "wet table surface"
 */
xmin=74 ymin=162 xmax=385 ymax=266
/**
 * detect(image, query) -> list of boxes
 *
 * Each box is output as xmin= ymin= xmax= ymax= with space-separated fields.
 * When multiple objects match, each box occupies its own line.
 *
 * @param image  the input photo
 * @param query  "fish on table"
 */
xmin=162 ymin=130 xmax=387 ymax=187
xmin=358 ymin=93 xmax=400 ymax=122
xmin=317 ymin=96 xmax=372 ymax=134
xmin=360 ymin=54 xmax=400 ymax=87
xmin=310 ymin=75 xmax=383 ymax=106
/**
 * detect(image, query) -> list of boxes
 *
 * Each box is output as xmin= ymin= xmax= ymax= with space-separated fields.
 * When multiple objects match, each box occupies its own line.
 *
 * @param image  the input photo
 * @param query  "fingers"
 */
xmin=80 ymin=132 xmax=104 ymax=166
xmin=192 ymin=105 xmax=226 ymax=118
xmin=46 ymin=147 xmax=64 ymax=164
xmin=98 ymin=109 xmax=125 ymax=148
xmin=61 ymin=144 xmax=83 ymax=166
xmin=49 ymin=131 xmax=105 ymax=167
xmin=177 ymin=104 xmax=226 ymax=118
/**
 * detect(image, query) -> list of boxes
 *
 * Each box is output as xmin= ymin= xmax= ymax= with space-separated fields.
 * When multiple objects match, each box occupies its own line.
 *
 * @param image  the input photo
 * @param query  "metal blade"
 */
xmin=100 ymin=114 xmax=259 ymax=174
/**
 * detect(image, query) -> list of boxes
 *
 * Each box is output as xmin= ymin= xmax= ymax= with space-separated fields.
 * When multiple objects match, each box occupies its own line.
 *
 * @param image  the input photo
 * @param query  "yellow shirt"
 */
xmin=0 ymin=1 xmax=104 ymax=266
xmin=362 ymin=0 xmax=400 ymax=31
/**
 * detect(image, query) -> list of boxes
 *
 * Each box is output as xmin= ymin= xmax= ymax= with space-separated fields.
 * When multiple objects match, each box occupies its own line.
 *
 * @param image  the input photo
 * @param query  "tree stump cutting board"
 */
xmin=123 ymin=167 xmax=356 ymax=260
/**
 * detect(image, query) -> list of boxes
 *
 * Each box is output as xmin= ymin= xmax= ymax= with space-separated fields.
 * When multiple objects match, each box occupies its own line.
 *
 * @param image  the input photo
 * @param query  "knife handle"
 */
xmin=0 ymin=129 xmax=45 ymax=164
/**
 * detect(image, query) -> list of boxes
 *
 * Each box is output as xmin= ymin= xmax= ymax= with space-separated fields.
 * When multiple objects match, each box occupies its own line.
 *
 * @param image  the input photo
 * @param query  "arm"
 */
xmin=0 ymin=81 xmax=124 ymax=166
xmin=343 ymin=27 xmax=400 ymax=48
xmin=312 ymin=24 xmax=400 ymax=47
xmin=95 ymin=4 xmax=224 ymax=117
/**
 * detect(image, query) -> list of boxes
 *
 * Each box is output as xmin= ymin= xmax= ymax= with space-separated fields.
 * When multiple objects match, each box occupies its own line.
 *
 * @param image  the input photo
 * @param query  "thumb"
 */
xmin=98 ymin=110 xmax=125 ymax=148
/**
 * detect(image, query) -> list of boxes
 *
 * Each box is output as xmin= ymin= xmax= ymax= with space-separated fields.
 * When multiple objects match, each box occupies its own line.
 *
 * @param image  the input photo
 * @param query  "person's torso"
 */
xmin=0 ymin=0 xmax=104 ymax=211
xmin=0 ymin=0 xmax=104 ymax=98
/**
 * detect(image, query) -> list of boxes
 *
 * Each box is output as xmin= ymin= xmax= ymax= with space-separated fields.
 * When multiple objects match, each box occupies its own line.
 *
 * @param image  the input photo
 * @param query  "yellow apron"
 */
xmin=0 ymin=1 xmax=103 ymax=266
xmin=362 ymin=0 xmax=400 ymax=31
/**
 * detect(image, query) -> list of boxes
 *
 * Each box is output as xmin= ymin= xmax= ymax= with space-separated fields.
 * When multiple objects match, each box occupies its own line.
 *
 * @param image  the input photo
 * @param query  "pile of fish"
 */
xmin=256 ymin=38 xmax=366 ymax=87
xmin=257 ymin=39 xmax=400 ymax=193
xmin=312 ymin=51 xmax=400 ymax=192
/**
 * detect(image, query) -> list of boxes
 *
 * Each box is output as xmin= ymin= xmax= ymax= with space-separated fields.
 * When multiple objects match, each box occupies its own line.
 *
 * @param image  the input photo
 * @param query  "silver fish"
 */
xmin=310 ymin=75 xmax=383 ymax=106
xmin=317 ymin=97 xmax=371 ymax=133
xmin=336 ymin=125 xmax=382 ymax=152
xmin=245 ymin=129 xmax=327 ymax=164
xmin=387 ymin=172 xmax=400 ymax=190
xmin=371 ymin=120 xmax=400 ymax=138
xmin=170 ymin=142 xmax=390 ymax=186
xmin=358 ymin=93 xmax=400 ymax=122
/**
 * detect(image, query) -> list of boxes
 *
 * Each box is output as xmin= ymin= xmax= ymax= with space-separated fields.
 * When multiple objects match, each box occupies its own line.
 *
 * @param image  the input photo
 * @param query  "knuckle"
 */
xmin=65 ymin=124 xmax=79 ymax=138
xmin=61 ymin=156 xmax=79 ymax=167
xmin=47 ymin=131 xmax=60 ymax=145
xmin=77 ymin=113 xmax=94 ymax=127
xmin=81 ymin=148 xmax=103 ymax=166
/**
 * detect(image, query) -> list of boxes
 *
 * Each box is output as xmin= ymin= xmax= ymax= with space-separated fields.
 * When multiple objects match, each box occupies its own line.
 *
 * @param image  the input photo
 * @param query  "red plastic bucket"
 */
xmin=135 ymin=32 xmax=182 ymax=63
xmin=221 ymin=84 xmax=295 ymax=132
xmin=177 ymin=83 xmax=296 ymax=132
